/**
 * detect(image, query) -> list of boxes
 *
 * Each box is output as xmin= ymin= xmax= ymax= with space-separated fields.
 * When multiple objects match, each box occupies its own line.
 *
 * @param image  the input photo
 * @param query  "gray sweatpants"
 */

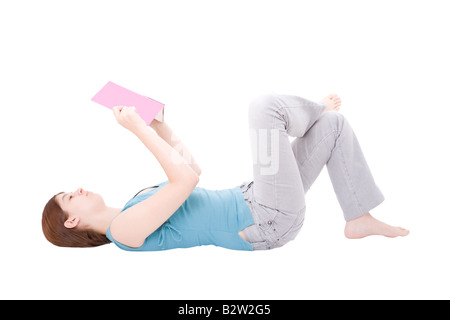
xmin=241 ymin=94 xmax=385 ymax=250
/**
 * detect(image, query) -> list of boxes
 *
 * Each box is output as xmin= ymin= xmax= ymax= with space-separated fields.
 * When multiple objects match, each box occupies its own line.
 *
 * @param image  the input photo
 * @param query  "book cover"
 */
xmin=91 ymin=81 xmax=165 ymax=125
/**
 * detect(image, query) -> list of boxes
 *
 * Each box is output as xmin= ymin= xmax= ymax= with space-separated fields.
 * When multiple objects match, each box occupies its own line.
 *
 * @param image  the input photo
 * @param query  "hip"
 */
xmin=239 ymin=181 xmax=305 ymax=250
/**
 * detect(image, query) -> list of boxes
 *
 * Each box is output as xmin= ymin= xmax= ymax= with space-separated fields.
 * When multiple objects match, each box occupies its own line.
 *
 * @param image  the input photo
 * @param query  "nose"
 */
xmin=76 ymin=187 xmax=84 ymax=195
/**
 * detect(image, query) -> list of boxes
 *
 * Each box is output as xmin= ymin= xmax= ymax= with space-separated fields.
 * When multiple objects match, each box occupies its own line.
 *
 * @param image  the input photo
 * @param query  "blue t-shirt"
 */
xmin=106 ymin=181 xmax=255 ymax=251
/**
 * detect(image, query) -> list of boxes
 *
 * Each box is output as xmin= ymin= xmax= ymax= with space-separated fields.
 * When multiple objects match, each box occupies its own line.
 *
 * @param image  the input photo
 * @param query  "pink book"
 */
xmin=91 ymin=81 xmax=165 ymax=125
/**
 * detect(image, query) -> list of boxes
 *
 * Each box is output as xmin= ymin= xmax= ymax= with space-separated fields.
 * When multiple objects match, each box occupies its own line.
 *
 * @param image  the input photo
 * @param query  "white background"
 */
xmin=1 ymin=0 xmax=449 ymax=300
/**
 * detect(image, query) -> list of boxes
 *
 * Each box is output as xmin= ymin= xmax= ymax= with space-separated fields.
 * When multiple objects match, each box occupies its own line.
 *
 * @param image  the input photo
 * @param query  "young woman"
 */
xmin=42 ymin=93 xmax=409 ymax=251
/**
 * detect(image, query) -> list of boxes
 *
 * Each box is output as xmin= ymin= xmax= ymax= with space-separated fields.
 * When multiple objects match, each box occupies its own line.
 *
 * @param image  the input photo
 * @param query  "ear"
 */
xmin=64 ymin=217 xmax=80 ymax=229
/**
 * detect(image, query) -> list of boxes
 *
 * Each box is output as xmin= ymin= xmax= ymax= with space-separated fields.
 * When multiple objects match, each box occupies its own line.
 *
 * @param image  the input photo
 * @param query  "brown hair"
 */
xmin=42 ymin=193 xmax=111 ymax=248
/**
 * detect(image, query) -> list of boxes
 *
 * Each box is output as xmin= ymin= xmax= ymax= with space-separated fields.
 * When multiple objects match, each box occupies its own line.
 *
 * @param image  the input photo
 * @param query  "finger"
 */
xmin=123 ymin=106 xmax=135 ymax=116
xmin=112 ymin=106 xmax=122 ymax=119
xmin=125 ymin=107 xmax=137 ymax=116
xmin=119 ymin=106 xmax=131 ymax=114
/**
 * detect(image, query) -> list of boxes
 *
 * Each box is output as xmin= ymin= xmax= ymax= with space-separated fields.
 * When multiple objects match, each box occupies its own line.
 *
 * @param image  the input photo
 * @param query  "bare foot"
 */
xmin=344 ymin=212 xmax=409 ymax=239
xmin=321 ymin=94 xmax=342 ymax=113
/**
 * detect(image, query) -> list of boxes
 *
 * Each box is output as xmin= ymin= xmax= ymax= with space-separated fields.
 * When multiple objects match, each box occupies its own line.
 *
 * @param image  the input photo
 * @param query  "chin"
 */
xmin=95 ymin=193 xmax=105 ymax=204
xmin=89 ymin=192 xmax=105 ymax=207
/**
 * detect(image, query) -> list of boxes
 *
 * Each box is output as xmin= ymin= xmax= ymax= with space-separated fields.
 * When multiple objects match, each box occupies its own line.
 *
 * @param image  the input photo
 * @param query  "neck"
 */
xmin=90 ymin=206 xmax=122 ymax=235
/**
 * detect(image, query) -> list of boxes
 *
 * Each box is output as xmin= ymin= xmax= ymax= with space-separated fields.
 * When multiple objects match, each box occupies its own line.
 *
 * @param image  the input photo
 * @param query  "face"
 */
xmin=56 ymin=187 xmax=105 ymax=229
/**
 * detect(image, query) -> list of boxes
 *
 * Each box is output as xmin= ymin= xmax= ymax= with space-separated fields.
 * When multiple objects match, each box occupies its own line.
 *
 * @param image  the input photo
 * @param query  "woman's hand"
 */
xmin=113 ymin=106 xmax=147 ymax=134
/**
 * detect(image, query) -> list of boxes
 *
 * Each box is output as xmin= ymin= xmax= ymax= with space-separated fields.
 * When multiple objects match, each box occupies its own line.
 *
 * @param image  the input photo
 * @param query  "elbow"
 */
xmin=192 ymin=172 xmax=200 ymax=186
xmin=185 ymin=170 xmax=200 ymax=187
xmin=183 ymin=173 xmax=199 ymax=191
xmin=170 ymin=173 xmax=199 ymax=190
xmin=191 ymin=163 xmax=201 ymax=178
xmin=170 ymin=169 xmax=199 ymax=187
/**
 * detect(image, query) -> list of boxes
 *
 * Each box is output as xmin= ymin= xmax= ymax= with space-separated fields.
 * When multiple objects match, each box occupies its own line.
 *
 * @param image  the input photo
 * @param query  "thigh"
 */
xmin=248 ymin=94 xmax=305 ymax=216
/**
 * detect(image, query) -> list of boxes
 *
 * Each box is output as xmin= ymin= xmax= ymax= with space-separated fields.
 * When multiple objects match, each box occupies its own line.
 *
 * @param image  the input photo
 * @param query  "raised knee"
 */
xmin=248 ymin=94 xmax=279 ymax=115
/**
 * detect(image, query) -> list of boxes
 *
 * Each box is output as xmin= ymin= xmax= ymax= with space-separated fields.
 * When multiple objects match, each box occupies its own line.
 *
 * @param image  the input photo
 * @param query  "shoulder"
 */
xmin=110 ymin=214 xmax=146 ymax=249
xmin=109 ymin=217 xmax=145 ymax=249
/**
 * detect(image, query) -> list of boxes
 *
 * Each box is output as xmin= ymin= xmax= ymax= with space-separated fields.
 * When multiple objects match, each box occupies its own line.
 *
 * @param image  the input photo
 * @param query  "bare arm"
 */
xmin=110 ymin=106 xmax=199 ymax=247
xmin=150 ymin=120 xmax=202 ymax=176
